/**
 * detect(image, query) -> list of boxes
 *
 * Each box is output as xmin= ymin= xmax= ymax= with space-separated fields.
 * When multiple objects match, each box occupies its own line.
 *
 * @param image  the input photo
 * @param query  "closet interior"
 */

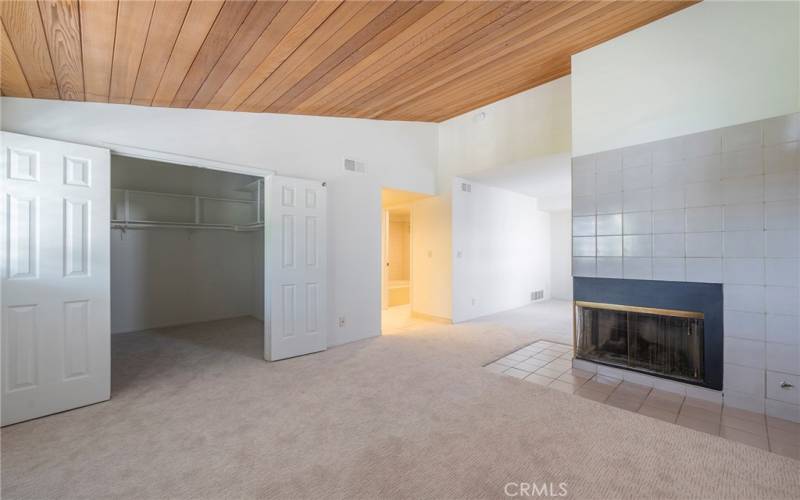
xmin=110 ymin=155 xmax=265 ymax=350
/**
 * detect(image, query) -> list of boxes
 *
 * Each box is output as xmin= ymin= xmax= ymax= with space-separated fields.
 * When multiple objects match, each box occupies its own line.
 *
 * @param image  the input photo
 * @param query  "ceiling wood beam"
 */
xmin=267 ymin=0 xmax=424 ymax=114
xmin=189 ymin=0 xmax=286 ymax=109
xmin=108 ymin=0 xmax=154 ymax=104
xmin=1 ymin=0 xmax=59 ymax=99
xmin=78 ymin=0 xmax=116 ymax=102
xmin=1 ymin=22 xmax=32 ymax=97
xmin=254 ymin=0 xmax=400 ymax=113
xmin=237 ymin=0 xmax=371 ymax=112
xmin=289 ymin=1 xmax=461 ymax=115
xmin=205 ymin=1 xmax=313 ymax=110
xmin=172 ymin=0 xmax=256 ymax=107
xmin=220 ymin=0 xmax=341 ymax=111
xmin=130 ymin=0 xmax=191 ymax=106
xmin=37 ymin=0 xmax=83 ymax=101
xmin=151 ymin=0 xmax=224 ymax=108
xmin=320 ymin=1 xmax=502 ymax=117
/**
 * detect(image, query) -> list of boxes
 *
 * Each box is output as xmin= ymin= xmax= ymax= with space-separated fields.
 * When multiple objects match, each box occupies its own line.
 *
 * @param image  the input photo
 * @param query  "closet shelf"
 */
xmin=111 ymin=188 xmax=256 ymax=204
xmin=111 ymin=220 xmax=264 ymax=232
xmin=112 ymin=180 xmax=264 ymax=231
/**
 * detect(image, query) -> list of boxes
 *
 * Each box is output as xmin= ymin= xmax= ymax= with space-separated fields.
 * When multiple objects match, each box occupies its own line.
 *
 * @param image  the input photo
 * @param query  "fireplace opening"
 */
xmin=575 ymin=301 xmax=705 ymax=384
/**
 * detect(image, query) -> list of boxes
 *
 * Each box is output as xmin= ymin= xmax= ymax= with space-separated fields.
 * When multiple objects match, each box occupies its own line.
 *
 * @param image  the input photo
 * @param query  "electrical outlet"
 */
xmin=338 ymin=316 xmax=346 ymax=328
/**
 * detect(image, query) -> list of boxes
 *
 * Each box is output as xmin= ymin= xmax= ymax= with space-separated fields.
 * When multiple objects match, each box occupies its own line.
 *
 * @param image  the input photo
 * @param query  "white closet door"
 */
xmin=1 ymin=132 xmax=110 ymax=426
xmin=267 ymin=176 xmax=326 ymax=361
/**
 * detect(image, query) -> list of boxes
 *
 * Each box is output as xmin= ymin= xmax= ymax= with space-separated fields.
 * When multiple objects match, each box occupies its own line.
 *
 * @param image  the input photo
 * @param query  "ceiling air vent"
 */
xmin=344 ymin=158 xmax=366 ymax=173
xmin=461 ymin=182 xmax=472 ymax=192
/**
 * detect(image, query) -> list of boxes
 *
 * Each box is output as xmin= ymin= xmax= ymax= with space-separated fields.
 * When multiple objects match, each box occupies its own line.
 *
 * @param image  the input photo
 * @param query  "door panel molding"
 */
xmin=1 ymin=131 xmax=110 ymax=426
xmin=267 ymin=176 xmax=326 ymax=361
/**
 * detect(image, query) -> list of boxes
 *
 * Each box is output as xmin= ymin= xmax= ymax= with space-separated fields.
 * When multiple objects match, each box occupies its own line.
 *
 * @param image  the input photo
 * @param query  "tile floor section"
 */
xmin=485 ymin=340 xmax=799 ymax=460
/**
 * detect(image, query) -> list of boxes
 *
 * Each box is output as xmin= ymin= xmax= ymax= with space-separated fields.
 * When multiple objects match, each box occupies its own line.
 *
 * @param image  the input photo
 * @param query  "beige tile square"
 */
xmin=638 ymin=404 xmax=678 ymax=423
xmin=721 ymin=414 xmax=767 ymax=436
xmin=643 ymin=394 xmax=683 ymax=413
xmin=676 ymin=414 xmax=720 ymax=435
xmin=548 ymin=380 xmax=578 ymax=394
xmin=722 ymin=406 xmax=765 ymax=424
xmin=557 ymin=373 xmax=590 ymax=386
xmin=679 ymin=405 xmax=721 ymax=424
xmin=547 ymin=359 xmax=572 ymax=370
xmin=683 ymin=396 xmax=722 ymax=413
xmin=523 ymin=373 xmax=553 ymax=386
xmin=542 ymin=348 xmax=565 ymax=357
xmin=566 ymin=368 xmax=595 ymax=380
xmin=516 ymin=359 xmax=548 ymax=371
xmin=533 ymin=353 xmax=559 ymax=362
xmin=767 ymin=425 xmax=800 ymax=446
xmin=535 ymin=366 xmax=564 ymax=379
xmin=576 ymin=388 xmax=609 ymax=403
xmin=721 ymin=426 xmax=769 ymax=450
xmin=615 ymin=381 xmax=652 ymax=398
xmin=607 ymin=395 xmax=644 ymax=412
xmin=770 ymin=441 xmax=800 ymax=460
xmin=594 ymin=374 xmax=622 ymax=387
xmin=505 ymin=353 xmax=530 ymax=362
xmin=767 ymin=416 xmax=800 ymax=433
xmin=494 ymin=357 xmax=516 ymax=368
xmin=649 ymin=389 xmax=685 ymax=404
xmin=504 ymin=367 xmax=530 ymax=379
xmin=484 ymin=363 xmax=508 ymax=374
xmin=582 ymin=379 xmax=618 ymax=395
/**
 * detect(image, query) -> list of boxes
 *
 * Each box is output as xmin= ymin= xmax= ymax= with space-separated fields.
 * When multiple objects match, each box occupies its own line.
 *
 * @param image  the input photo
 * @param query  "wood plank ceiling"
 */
xmin=1 ymin=0 xmax=696 ymax=122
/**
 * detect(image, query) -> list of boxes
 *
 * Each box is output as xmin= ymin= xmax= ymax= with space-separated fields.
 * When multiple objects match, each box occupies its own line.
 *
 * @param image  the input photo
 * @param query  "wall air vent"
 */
xmin=461 ymin=182 xmax=472 ymax=192
xmin=344 ymin=158 xmax=366 ymax=173
xmin=531 ymin=290 xmax=544 ymax=301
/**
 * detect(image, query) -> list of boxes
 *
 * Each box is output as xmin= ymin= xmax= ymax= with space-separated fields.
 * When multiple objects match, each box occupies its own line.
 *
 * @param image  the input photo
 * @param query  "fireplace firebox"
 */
xmin=575 ymin=302 xmax=705 ymax=384
xmin=573 ymin=278 xmax=722 ymax=390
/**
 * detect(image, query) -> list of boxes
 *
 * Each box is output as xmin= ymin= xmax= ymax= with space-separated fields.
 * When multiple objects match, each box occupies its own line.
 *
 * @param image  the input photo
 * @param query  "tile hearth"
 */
xmin=484 ymin=340 xmax=799 ymax=460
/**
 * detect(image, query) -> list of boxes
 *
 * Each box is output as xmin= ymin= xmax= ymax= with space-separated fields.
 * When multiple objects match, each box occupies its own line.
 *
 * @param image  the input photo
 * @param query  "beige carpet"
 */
xmin=2 ymin=317 xmax=798 ymax=499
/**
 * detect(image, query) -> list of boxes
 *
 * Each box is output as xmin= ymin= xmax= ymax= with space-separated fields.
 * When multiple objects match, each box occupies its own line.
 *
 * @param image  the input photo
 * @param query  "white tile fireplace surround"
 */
xmin=571 ymin=112 xmax=800 ymax=422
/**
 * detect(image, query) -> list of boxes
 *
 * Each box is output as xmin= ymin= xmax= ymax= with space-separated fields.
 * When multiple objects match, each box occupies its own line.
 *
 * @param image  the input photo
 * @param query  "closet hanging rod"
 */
xmin=111 ymin=188 xmax=256 ymax=204
xmin=111 ymin=221 xmax=264 ymax=232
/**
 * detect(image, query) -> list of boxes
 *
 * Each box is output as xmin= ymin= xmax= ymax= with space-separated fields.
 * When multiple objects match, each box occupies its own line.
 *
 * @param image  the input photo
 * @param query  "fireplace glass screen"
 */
xmin=575 ymin=301 xmax=704 ymax=383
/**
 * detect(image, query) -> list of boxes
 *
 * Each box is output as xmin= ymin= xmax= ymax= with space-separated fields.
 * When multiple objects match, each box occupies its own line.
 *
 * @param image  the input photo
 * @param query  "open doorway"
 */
xmin=381 ymin=188 xmax=439 ymax=334
xmin=110 ymin=155 xmax=266 ymax=394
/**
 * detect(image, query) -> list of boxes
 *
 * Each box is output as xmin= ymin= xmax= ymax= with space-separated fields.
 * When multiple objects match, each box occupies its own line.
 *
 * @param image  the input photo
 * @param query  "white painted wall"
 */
xmin=429 ymin=76 xmax=572 ymax=319
xmin=1 ymin=98 xmax=437 ymax=346
xmin=451 ymin=178 xmax=551 ymax=323
xmin=549 ymin=210 xmax=573 ymax=301
xmin=111 ymin=230 xmax=258 ymax=333
xmin=109 ymin=157 xmax=262 ymax=333
xmin=438 ymin=76 xmax=571 ymax=187
xmin=572 ymin=1 xmax=800 ymax=156
xmin=410 ymin=195 xmax=452 ymax=320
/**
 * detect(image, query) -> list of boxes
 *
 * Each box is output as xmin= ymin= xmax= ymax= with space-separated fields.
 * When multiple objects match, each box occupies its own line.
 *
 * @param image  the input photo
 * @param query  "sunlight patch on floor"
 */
xmin=381 ymin=304 xmax=441 ymax=335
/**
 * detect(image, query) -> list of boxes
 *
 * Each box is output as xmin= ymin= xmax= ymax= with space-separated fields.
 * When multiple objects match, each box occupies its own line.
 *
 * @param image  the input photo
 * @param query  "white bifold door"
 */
xmin=266 ymin=176 xmax=326 ymax=361
xmin=1 ymin=132 xmax=110 ymax=426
